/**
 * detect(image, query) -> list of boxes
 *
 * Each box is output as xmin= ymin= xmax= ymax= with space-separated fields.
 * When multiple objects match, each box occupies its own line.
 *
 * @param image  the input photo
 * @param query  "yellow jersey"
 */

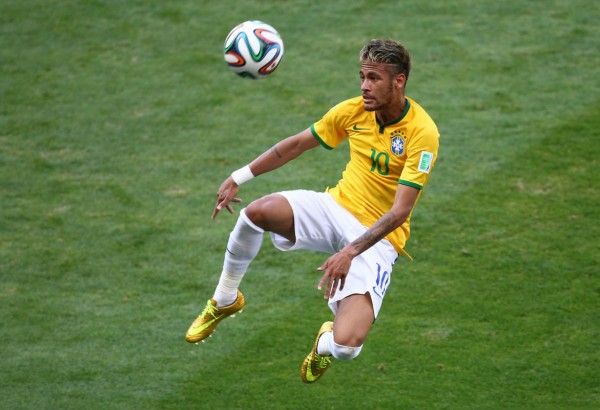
xmin=310 ymin=96 xmax=440 ymax=257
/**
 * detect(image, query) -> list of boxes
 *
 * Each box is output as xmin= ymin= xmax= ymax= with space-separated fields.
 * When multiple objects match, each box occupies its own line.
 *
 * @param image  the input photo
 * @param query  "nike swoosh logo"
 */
xmin=188 ymin=315 xmax=223 ymax=335
xmin=305 ymin=362 xmax=318 ymax=381
xmin=352 ymin=124 xmax=369 ymax=131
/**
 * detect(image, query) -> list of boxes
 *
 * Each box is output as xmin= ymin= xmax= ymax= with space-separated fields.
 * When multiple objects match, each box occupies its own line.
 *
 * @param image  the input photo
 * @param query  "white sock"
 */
xmin=330 ymin=340 xmax=363 ymax=361
xmin=213 ymin=273 xmax=242 ymax=307
xmin=213 ymin=208 xmax=264 ymax=307
xmin=317 ymin=330 xmax=333 ymax=356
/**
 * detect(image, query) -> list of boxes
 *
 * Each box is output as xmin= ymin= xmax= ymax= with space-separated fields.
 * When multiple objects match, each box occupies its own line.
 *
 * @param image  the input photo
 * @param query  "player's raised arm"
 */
xmin=250 ymin=128 xmax=320 ymax=176
xmin=212 ymin=128 xmax=319 ymax=219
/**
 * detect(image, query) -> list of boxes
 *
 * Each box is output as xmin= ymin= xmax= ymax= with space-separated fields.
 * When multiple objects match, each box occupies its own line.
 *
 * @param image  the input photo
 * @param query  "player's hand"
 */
xmin=317 ymin=250 xmax=354 ymax=299
xmin=212 ymin=176 xmax=242 ymax=219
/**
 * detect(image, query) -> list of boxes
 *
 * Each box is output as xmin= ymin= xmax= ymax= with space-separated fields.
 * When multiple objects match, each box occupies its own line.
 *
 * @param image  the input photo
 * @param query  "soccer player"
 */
xmin=185 ymin=39 xmax=440 ymax=383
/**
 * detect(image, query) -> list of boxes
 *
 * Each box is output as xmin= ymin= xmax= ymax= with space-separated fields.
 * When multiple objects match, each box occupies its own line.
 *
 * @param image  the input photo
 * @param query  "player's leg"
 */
xmin=301 ymin=294 xmax=373 ymax=383
xmin=316 ymin=236 xmax=396 ymax=361
xmin=325 ymin=293 xmax=373 ymax=359
xmin=186 ymin=194 xmax=294 ymax=343
xmin=244 ymin=193 xmax=296 ymax=241
xmin=211 ymin=193 xmax=294 ymax=305
xmin=214 ymin=193 xmax=294 ymax=303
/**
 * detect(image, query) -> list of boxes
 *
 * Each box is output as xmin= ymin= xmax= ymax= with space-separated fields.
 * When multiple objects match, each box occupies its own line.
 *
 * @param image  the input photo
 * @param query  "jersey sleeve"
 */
xmin=310 ymin=101 xmax=352 ymax=150
xmin=399 ymin=126 xmax=440 ymax=190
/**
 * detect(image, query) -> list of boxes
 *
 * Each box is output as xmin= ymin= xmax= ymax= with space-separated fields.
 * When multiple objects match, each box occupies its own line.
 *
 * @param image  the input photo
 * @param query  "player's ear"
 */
xmin=394 ymin=72 xmax=407 ymax=89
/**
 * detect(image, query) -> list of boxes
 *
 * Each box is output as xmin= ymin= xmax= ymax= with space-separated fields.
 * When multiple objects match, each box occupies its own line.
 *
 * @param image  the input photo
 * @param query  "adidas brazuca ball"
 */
xmin=224 ymin=21 xmax=284 ymax=79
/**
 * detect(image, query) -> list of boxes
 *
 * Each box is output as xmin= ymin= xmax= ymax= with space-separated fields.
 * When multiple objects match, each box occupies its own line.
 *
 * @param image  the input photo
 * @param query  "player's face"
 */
xmin=359 ymin=62 xmax=405 ymax=114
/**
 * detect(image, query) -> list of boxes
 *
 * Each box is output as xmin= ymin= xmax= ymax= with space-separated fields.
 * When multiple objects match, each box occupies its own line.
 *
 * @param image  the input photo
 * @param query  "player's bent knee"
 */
xmin=245 ymin=195 xmax=284 ymax=226
xmin=245 ymin=194 xmax=295 ymax=238
xmin=330 ymin=341 xmax=363 ymax=361
xmin=244 ymin=200 xmax=267 ymax=226
xmin=238 ymin=208 xmax=264 ymax=233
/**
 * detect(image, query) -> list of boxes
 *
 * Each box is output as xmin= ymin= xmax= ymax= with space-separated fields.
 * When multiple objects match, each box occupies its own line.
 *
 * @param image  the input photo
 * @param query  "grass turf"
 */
xmin=1 ymin=0 xmax=599 ymax=408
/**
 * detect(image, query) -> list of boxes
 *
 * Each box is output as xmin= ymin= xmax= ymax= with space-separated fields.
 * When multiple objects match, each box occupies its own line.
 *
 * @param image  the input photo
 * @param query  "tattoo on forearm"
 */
xmin=270 ymin=146 xmax=283 ymax=158
xmin=351 ymin=212 xmax=399 ymax=254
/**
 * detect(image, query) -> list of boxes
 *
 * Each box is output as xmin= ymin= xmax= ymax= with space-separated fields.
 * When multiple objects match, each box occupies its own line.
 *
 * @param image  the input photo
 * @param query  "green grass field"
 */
xmin=2 ymin=0 xmax=599 ymax=409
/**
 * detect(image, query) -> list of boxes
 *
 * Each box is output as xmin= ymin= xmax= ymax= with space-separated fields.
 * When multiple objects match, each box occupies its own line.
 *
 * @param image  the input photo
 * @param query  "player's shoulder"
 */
xmin=406 ymin=97 xmax=439 ymax=135
xmin=323 ymin=96 xmax=366 ymax=125
xmin=329 ymin=96 xmax=364 ymax=113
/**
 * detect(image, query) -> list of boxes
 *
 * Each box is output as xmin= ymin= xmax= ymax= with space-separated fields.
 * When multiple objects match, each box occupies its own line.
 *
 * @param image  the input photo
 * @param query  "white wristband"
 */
xmin=231 ymin=165 xmax=255 ymax=185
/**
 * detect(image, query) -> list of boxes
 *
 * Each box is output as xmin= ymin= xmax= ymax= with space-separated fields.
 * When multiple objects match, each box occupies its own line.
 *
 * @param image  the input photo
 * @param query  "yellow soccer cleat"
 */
xmin=185 ymin=290 xmax=245 ymax=343
xmin=300 ymin=321 xmax=334 ymax=383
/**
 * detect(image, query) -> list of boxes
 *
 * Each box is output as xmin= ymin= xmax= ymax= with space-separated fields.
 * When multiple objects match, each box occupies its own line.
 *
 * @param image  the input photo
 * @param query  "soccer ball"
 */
xmin=224 ymin=21 xmax=284 ymax=79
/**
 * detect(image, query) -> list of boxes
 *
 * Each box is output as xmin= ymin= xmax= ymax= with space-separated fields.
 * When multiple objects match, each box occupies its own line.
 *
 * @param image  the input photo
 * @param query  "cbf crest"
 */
xmin=390 ymin=130 xmax=406 ymax=156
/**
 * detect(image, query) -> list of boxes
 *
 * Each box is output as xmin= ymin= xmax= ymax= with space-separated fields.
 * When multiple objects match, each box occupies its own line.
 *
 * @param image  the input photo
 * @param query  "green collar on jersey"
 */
xmin=376 ymin=98 xmax=411 ymax=134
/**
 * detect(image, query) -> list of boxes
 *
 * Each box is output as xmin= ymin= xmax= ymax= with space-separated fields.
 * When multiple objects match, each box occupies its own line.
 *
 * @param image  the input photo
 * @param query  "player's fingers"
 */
xmin=339 ymin=276 xmax=346 ymax=291
xmin=328 ymin=279 xmax=337 ymax=299
xmin=225 ymin=198 xmax=242 ymax=213
xmin=317 ymin=273 xmax=327 ymax=291
xmin=317 ymin=266 xmax=329 ymax=290
xmin=212 ymin=198 xmax=227 ymax=219
xmin=323 ymin=278 xmax=331 ymax=299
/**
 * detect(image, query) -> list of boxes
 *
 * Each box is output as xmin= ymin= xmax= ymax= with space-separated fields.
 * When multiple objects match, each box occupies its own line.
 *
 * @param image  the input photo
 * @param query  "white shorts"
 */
xmin=269 ymin=190 xmax=398 ymax=318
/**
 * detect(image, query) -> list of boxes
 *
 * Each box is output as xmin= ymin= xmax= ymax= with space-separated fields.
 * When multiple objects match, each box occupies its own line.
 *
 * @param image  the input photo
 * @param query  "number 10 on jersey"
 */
xmin=370 ymin=149 xmax=390 ymax=176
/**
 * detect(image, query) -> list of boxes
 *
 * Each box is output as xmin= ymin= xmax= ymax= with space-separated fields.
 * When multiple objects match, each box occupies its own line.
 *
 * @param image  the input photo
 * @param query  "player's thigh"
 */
xmin=245 ymin=193 xmax=295 ymax=241
xmin=333 ymin=293 xmax=374 ymax=347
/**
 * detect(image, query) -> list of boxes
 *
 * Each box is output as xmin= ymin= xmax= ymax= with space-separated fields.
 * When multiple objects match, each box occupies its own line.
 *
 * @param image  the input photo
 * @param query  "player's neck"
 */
xmin=376 ymin=97 xmax=407 ymax=124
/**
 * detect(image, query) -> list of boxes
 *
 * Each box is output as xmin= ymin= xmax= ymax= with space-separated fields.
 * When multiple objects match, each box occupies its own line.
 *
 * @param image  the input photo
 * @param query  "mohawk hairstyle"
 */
xmin=359 ymin=39 xmax=411 ymax=80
